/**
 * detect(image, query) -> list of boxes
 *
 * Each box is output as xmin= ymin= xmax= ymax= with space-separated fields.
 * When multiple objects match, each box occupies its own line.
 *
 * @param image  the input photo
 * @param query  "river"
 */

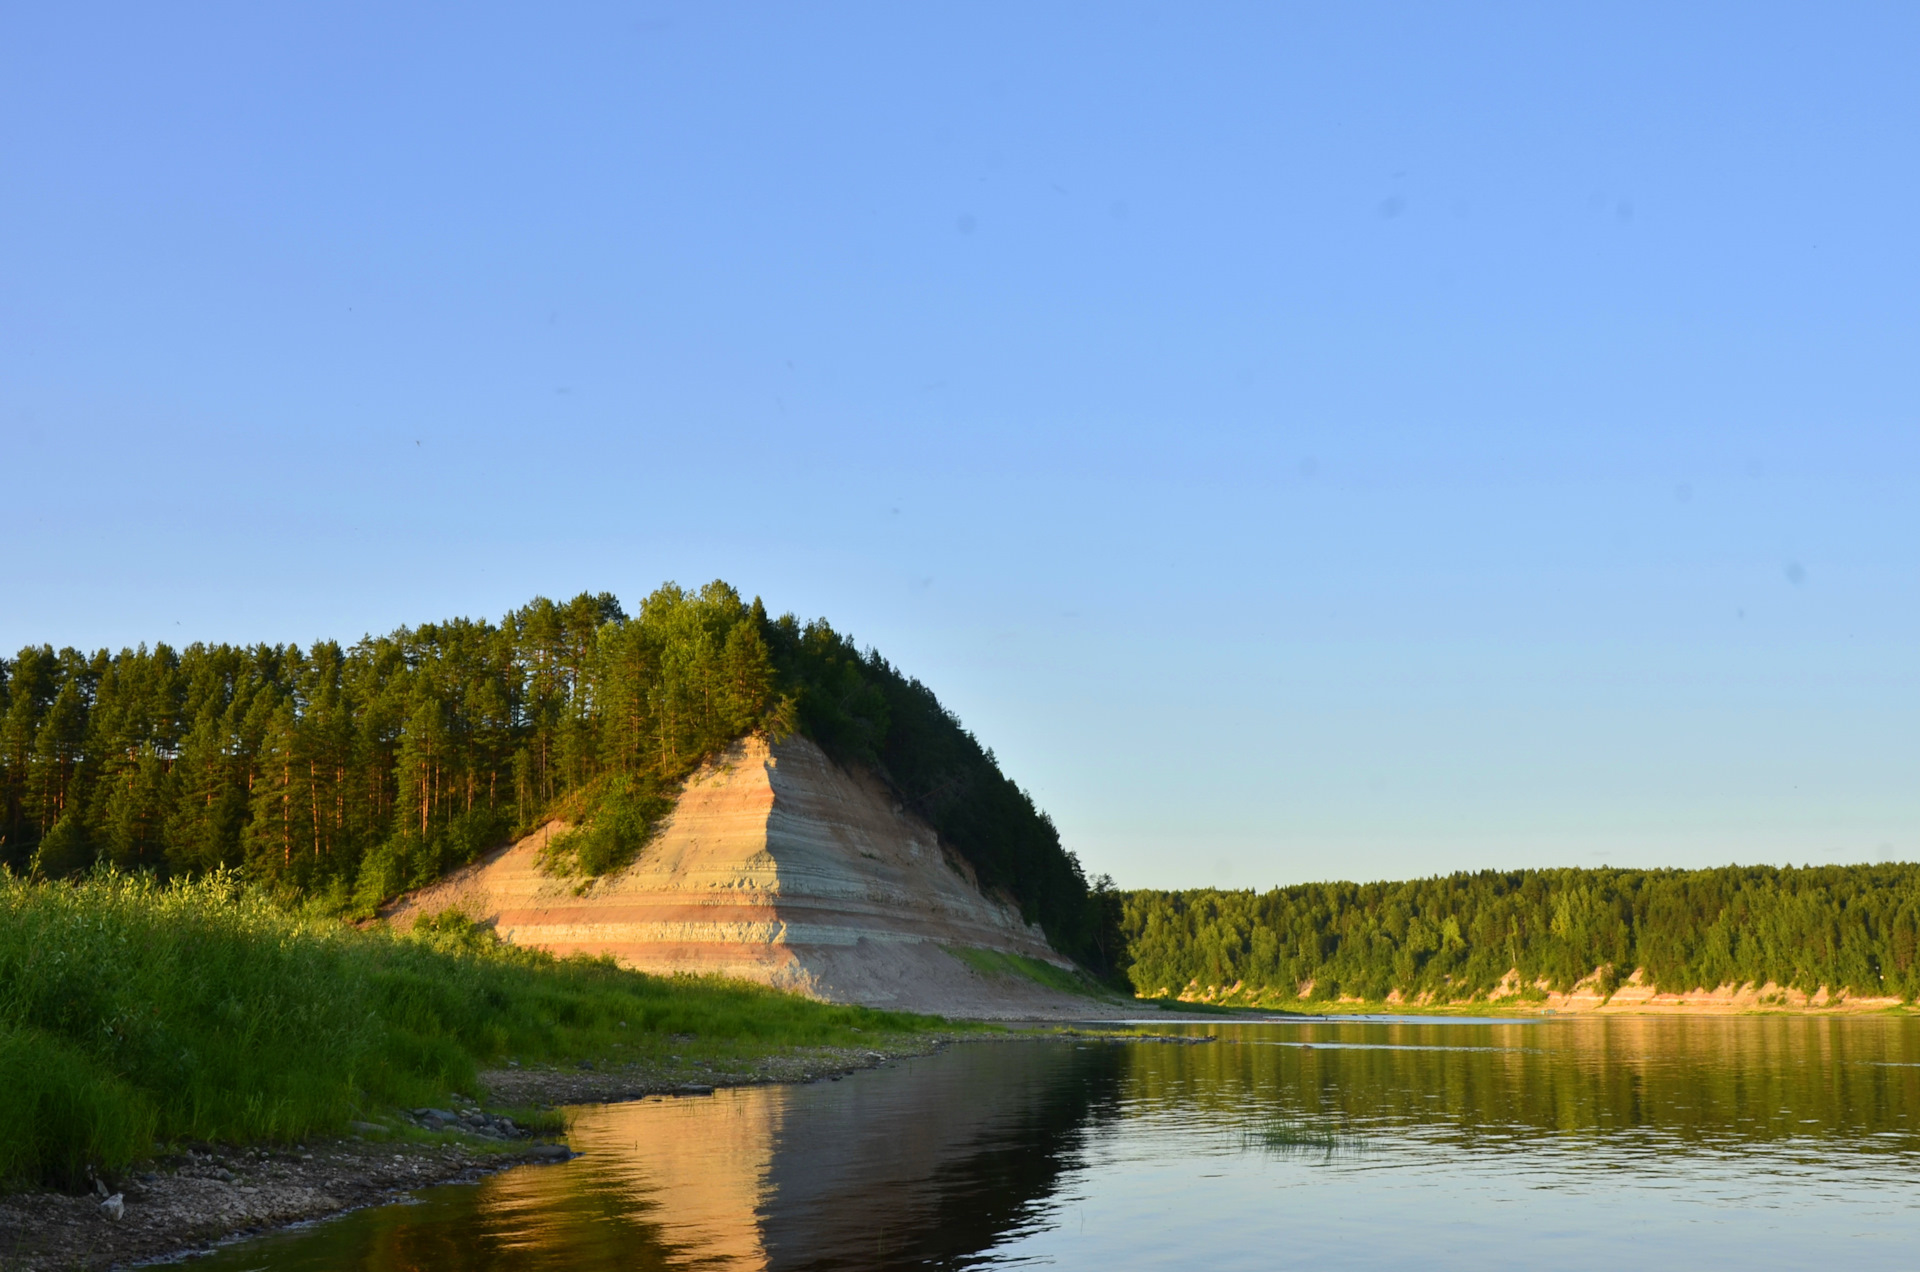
xmin=186 ymin=1015 xmax=1920 ymax=1269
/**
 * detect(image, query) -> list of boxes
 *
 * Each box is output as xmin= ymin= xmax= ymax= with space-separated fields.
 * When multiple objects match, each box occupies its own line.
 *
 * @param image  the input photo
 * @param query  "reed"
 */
xmin=1241 ymin=1116 xmax=1357 ymax=1157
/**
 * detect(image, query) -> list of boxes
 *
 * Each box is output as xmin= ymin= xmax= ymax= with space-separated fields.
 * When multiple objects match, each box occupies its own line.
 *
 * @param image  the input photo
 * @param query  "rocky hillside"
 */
xmin=387 ymin=734 xmax=1109 ymax=1017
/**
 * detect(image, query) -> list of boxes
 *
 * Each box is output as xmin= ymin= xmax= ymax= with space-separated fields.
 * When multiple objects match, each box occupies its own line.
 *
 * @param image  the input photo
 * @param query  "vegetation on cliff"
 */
xmin=0 ymin=870 xmax=937 ymax=1189
xmin=1121 ymin=864 xmax=1920 ymax=1003
xmin=0 ymin=581 xmax=1109 ymax=966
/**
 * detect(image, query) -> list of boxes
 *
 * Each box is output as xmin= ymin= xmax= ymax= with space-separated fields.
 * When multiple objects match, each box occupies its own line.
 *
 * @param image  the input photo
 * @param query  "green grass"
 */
xmin=0 ymin=870 xmax=946 ymax=1190
xmin=947 ymin=946 xmax=1110 ymax=998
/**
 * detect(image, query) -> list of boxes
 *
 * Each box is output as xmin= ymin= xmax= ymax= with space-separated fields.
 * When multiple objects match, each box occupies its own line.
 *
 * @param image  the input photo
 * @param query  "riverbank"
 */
xmin=1150 ymin=979 xmax=1919 ymax=1016
xmin=0 ymin=1030 xmax=973 ymax=1271
xmin=0 ymin=1021 xmax=1233 ymax=1270
xmin=1142 ymin=962 xmax=1920 ymax=1016
xmin=0 ymin=872 xmax=954 ymax=1186
xmin=0 ymin=870 xmax=972 ymax=1269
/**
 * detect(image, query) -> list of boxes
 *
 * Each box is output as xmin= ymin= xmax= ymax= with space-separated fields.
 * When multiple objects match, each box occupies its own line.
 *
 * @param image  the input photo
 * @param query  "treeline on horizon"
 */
xmin=1120 ymin=864 xmax=1920 ymax=1003
xmin=0 ymin=581 xmax=1108 ymax=967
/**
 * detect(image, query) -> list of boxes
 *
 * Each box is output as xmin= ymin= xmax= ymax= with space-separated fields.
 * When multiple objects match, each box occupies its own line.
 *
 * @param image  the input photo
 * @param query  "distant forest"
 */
xmin=1121 ymin=865 xmax=1920 ymax=1003
xmin=0 ymin=582 xmax=1108 ymax=966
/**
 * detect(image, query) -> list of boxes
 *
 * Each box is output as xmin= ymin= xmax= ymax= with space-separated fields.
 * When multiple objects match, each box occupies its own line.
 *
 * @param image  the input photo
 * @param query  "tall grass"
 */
xmin=0 ymin=871 xmax=938 ymax=1189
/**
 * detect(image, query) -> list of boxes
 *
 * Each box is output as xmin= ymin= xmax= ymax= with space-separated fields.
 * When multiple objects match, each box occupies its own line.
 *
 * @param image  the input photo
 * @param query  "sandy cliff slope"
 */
xmin=385 ymin=734 xmax=1108 ymax=1018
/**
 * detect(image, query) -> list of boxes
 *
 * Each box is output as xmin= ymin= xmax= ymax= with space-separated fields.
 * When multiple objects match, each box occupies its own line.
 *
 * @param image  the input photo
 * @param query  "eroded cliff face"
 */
xmin=1163 ymin=966 xmax=1906 ymax=1013
xmin=386 ymin=735 xmax=1095 ymax=1017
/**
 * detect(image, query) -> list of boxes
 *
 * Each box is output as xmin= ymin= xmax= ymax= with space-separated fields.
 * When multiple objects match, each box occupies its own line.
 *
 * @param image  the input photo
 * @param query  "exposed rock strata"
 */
xmin=1520 ymin=966 xmax=1904 ymax=1012
xmin=387 ymin=735 xmax=1103 ymax=1018
xmin=1165 ymin=966 xmax=1908 ymax=1013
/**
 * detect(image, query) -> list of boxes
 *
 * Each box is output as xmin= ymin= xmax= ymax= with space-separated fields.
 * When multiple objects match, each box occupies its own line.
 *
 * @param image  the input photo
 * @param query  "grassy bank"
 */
xmin=0 ymin=871 xmax=943 ymax=1190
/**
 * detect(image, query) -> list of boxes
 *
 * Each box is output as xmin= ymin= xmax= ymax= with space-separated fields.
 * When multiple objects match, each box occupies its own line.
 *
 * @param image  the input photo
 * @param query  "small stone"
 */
xmin=100 ymin=1194 xmax=125 ymax=1220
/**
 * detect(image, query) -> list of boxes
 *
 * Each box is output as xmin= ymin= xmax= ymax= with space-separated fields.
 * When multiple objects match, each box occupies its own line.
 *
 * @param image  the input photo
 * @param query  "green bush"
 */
xmin=29 ymin=814 xmax=92 ymax=879
xmin=541 ymin=774 xmax=670 ymax=878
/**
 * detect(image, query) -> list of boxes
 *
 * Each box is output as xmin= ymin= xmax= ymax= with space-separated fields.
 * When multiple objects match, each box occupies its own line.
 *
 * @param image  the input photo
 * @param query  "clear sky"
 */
xmin=3 ymin=4 xmax=1915 ymax=890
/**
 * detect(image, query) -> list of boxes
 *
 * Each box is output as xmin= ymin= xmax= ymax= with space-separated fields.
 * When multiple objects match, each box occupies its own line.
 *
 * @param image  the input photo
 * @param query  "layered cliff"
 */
xmin=386 ymin=734 xmax=1102 ymax=1017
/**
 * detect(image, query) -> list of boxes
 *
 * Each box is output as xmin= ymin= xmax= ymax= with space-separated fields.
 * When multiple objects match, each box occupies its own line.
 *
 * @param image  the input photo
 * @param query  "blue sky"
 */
xmin=3 ymin=4 xmax=1914 ymax=888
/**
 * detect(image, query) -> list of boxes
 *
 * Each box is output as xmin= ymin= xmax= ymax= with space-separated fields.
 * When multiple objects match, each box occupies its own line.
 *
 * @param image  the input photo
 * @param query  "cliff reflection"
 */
xmin=755 ymin=1042 xmax=1123 ymax=1268
xmin=201 ymin=1041 xmax=1125 ymax=1272
xmin=536 ymin=1040 xmax=1122 ymax=1270
xmin=187 ymin=1017 xmax=1920 ymax=1272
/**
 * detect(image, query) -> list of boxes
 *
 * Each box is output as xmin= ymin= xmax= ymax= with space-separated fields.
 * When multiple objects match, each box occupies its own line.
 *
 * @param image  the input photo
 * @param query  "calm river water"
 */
xmin=190 ymin=1016 xmax=1920 ymax=1270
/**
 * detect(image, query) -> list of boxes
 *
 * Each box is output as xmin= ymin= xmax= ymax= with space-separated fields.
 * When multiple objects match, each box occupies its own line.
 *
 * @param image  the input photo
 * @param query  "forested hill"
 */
xmin=1121 ymin=865 xmax=1920 ymax=1004
xmin=0 ymin=582 xmax=1109 ymax=967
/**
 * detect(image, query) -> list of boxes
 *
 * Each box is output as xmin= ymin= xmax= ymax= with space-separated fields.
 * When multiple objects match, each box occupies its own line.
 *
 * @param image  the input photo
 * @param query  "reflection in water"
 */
xmin=1154 ymin=1015 xmax=1920 ymax=1153
xmin=193 ymin=1017 xmax=1920 ymax=1271
xmin=192 ymin=1041 xmax=1122 ymax=1271
xmin=755 ymin=1043 xmax=1122 ymax=1268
